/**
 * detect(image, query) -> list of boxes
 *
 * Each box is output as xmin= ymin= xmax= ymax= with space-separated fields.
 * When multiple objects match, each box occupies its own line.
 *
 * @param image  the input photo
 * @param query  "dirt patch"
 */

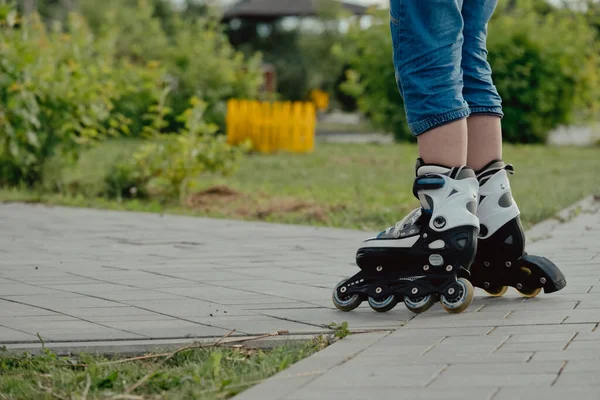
xmin=186 ymin=185 xmax=345 ymax=223
xmin=255 ymin=199 xmax=329 ymax=222
xmin=186 ymin=185 xmax=244 ymax=207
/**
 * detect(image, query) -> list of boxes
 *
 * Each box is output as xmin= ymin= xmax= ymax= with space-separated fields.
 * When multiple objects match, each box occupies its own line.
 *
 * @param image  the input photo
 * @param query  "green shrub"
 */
xmin=0 ymin=10 xmax=163 ymax=185
xmin=121 ymin=98 xmax=247 ymax=204
xmin=487 ymin=4 xmax=600 ymax=143
xmin=341 ymin=5 xmax=600 ymax=143
xmin=1 ymin=1 xmax=260 ymax=189
xmin=341 ymin=11 xmax=412 ymax=142
xmin=81 ymin=0 xmax=263 ymax=131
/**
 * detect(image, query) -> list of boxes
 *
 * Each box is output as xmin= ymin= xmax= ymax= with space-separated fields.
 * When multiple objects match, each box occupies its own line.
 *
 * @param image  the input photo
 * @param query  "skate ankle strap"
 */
xmin=477 ymin=163 xmax=515 ymax=183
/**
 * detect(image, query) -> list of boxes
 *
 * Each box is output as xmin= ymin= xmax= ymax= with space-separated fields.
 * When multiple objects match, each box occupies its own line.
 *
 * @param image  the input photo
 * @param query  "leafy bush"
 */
xmin=341 ymin=12 xmax=412 ymax=141
xmin=1 ymin=1 xmax=261 ymax=188
xmin=0 ymin=10 xmax=164 ymax=185
xmin=342 ymin=5 xmax=600 ymax=143
xmin=81 ymin=0 xmax=263 ymax=131
xmin=487 ymin=3 xmax=600 ymax=143
xmin=119 ymin=98 xmax=247 ymax=204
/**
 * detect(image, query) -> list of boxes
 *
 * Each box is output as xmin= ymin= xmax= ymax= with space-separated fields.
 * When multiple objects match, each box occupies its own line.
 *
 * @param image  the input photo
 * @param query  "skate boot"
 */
xmin=462 ymin=160 xmax=567 ymax=297
xmin=332 ymin=159 xmax=480 ymax=314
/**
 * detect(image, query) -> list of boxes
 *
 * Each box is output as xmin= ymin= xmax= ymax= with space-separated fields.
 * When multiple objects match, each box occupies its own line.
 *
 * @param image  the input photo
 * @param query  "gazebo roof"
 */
xmin=222 ymin=0 xmax=369 ymax=20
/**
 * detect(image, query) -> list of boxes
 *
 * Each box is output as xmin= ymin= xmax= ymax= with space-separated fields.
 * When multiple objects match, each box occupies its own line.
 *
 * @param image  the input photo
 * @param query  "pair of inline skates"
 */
xmin=332 ymin=159 xmax=567 ymax=314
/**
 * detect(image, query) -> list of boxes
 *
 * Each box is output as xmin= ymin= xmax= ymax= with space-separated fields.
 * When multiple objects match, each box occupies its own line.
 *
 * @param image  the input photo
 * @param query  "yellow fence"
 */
xmin=226 ymin=99 xmax=316 ymax=153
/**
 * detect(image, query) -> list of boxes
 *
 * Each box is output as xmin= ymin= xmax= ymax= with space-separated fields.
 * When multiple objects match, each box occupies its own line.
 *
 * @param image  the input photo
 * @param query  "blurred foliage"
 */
xmin=1 ymin=0 xmax=259 ymax=187
xmin=76 ymin=0 xmax=263 ymax=131
xmin=0 ymin=9 xmax=164 ymax=185
xmin=341 ymin=10 xmax=412 ymax=141
xmin=487 ymin=0 xmax=600 ymax=143
xmin=341 ymin=0 xmax=600 ymax=143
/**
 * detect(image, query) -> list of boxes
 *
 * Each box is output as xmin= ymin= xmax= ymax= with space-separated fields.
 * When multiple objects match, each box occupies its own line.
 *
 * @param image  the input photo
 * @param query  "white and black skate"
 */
xmin=461 ymin=160 xmax=567 ymax=297
xmin=333 ymin=159 xmax=480 ymax=314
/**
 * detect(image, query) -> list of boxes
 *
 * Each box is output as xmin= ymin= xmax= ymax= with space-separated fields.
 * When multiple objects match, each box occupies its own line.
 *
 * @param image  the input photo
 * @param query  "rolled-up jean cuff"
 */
xmin=469 ymin=106 xmax=504 ymax=118
xmin=409 ymin=106 xmax=471 ymax=137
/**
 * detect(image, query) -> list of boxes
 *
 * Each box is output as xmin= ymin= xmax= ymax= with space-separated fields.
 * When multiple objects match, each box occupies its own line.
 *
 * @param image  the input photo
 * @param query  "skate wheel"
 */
xmin=517 ymin=286 xmax=542 ymax=298
xmin=332 ymin=279 xmax=362 ymax=312
xmin=403 ymin=294 xmax=436 ymax=314
xmin=368 ymin=295 xmax=398 ymax=313
xmin=440 ymin=278 xmax=474 ymax=314
xmin=485 ymin=285 xmax=508 ymax=297
xmin=516 ymin=267 xmax=542 ymax=298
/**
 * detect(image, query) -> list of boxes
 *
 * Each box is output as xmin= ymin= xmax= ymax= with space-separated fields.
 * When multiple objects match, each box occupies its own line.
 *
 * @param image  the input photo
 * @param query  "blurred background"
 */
xmin=1 ymin=0 xmax=599 ymax=231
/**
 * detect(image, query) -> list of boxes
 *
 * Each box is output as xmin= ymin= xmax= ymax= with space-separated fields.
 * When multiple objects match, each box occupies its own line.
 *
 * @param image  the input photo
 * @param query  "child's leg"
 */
xmin=460 ymin=0 xmax=504 ymax=170
xmin=459 ymin=0 xmax=567 ymax=296
xmin=391 ymin=0 xmax=469 ymax=167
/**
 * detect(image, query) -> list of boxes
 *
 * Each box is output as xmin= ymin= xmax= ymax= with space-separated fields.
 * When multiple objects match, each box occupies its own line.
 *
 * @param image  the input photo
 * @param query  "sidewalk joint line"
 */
xmin=488 ymin=387 xmax=501 ymax=400
xmin=563 ymin=332 xmax=579 ymax=350
xmin=551 ymin=361 xmax=568 ymax=387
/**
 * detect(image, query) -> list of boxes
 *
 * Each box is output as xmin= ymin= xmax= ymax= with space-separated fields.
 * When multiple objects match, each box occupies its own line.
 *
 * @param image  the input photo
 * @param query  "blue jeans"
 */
xmin=390 ymin=0 xmax=503 ymax=136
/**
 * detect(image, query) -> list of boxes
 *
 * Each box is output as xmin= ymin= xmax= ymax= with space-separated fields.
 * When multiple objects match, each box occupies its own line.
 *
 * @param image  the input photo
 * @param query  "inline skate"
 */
xmin=332 ymin=159 xmax=480 ymax=314
xmin=461 ymin=160 xmax=567 ymax=297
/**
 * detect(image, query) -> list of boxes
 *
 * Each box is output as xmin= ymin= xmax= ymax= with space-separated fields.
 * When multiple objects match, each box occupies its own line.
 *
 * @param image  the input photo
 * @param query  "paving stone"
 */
xmin=442 ymin=362 xmax=564 ymax=375
xmin=494 ymin=388 xmax=600 ymax=400
xmin=257 ymin=308 xmax=411 ymax=329
xmin=429 ymin=369 xmax=556 ymax=388
xmin=530 ymin=349 xmax=600 ymax=362
xmin=0 ymin=300 xmax=58 ymax=317
xmin=353 ymin=350 xmax=533 ymax=365
xmin=438 ymin=335 xmax=510 ymax=346
xmin=564 ymin=340 xmax=600 ymax=350
xmin=305 ymin=363 xmax=445 ymax=388
xmin=497 ymin=341 xmax=571 ymax=352
xmin=283 ymin=387 xmax=497 ymax=400
xmin=425 ymin=342 xmax=504 ymax=354
xmin=488 ymin=324 xmax=596 ymax=336
xmin=505 ymin=333 xmax=576 ymax=343
xmin=186 ymin=316 xmax=326 ymax=335
xmin=391 ymin=326 xmax=493 ymax=336
xmin=233 ymin=375 xmax=321 ymax=400
xmin=38 ymin=329 xmax=145 ymax=341
xmin=572 ymin=330 xmax=600 ymax=341
xmin=14 ymin=296 xmax=128 ymax=309
xmin=562 ymin=360 xmax=600 ymax=372
xmin=63 ymin=307 xmax=164 ymax=318
xmin=553 ymin=372 xmax=600 ymax=387
xmin=0 ymin=326 xmax=37 ymax=342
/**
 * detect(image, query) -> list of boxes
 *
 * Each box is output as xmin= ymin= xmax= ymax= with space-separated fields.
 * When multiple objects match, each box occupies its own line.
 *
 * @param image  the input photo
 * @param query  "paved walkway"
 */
xmin=1 ymin=198 xmax=600 ymax=399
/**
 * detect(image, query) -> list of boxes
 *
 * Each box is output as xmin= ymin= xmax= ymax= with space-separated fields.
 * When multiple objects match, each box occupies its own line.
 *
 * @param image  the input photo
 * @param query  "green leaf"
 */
xmin=97 ymin=371 xmax=119 ymax=389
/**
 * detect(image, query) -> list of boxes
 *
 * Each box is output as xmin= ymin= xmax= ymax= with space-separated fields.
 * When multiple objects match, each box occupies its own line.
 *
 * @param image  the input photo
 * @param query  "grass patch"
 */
xmin=0 ymin=338 xmax=327 ymax=400
xmin=1 ymin=142 xmax=599 ymax=231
